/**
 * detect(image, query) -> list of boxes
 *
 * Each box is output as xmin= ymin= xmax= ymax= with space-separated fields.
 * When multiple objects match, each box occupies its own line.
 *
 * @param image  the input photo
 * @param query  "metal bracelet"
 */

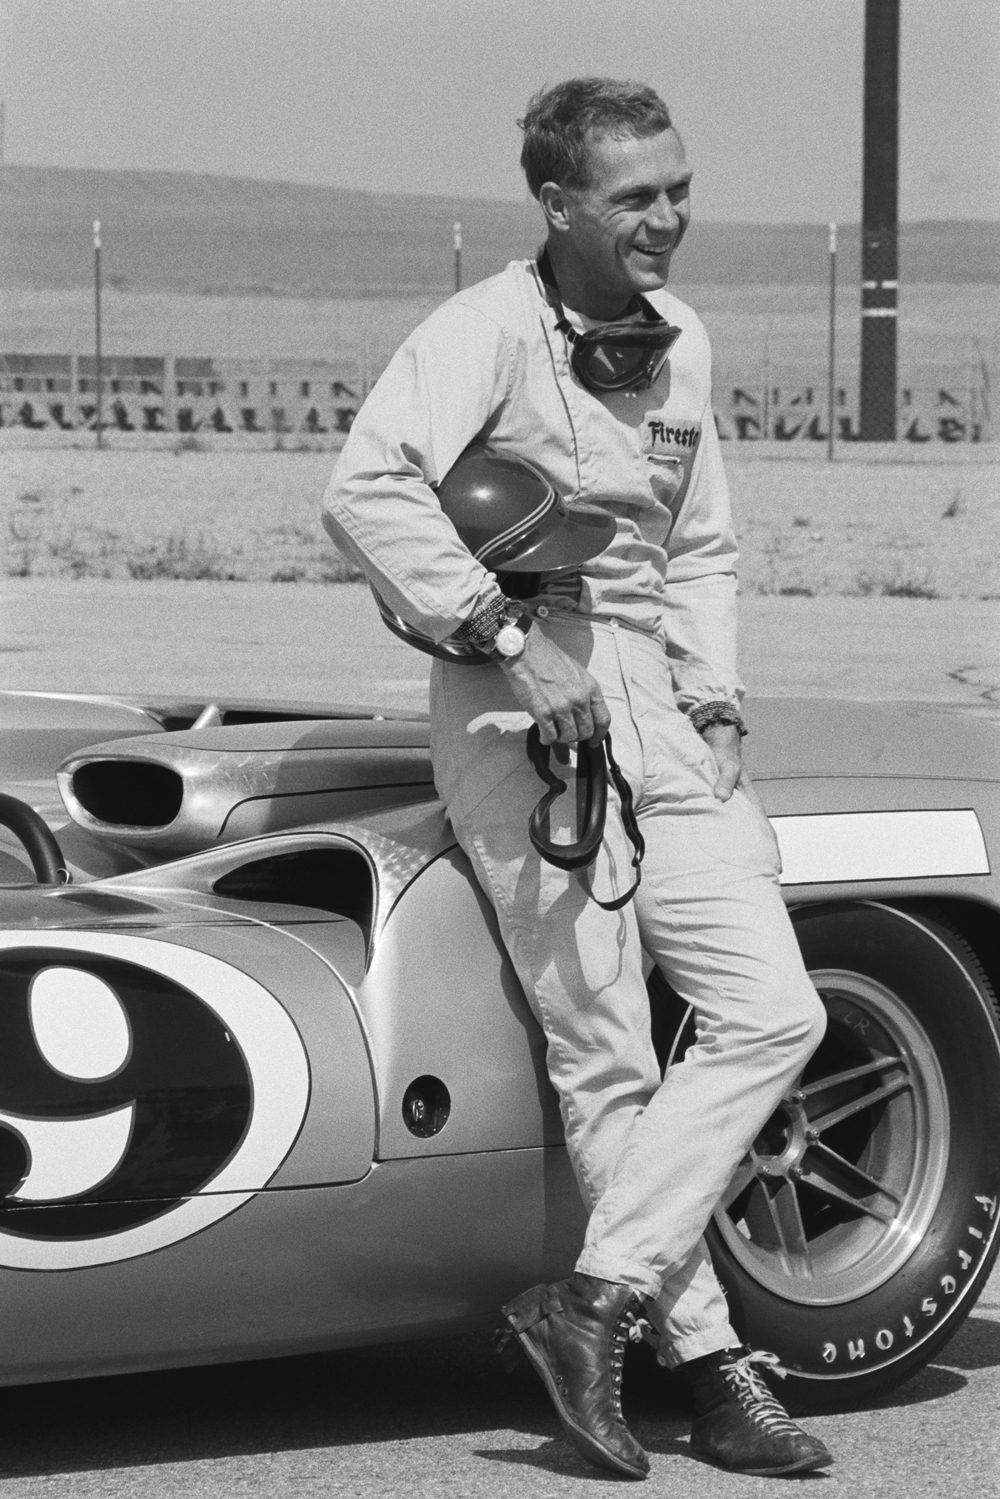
xmin=688 ymin=700 xmax=748 ymax=738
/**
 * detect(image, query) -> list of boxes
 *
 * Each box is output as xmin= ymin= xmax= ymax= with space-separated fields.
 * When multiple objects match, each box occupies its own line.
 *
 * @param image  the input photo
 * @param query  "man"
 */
xmin=323 ymin=78 xmax=832 ymax=1480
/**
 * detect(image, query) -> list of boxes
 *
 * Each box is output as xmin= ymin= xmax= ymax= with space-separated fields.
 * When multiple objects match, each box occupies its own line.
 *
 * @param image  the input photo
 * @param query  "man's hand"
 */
xmin=501 ymin=629 xmax=610 ymax=745
xmin=700 ymin=721 xmax=744 ymax=801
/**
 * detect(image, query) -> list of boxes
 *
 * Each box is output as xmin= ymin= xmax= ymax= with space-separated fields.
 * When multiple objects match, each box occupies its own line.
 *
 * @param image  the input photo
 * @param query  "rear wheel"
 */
xmin=650 ymin=902 xmax=1000 ymax=1410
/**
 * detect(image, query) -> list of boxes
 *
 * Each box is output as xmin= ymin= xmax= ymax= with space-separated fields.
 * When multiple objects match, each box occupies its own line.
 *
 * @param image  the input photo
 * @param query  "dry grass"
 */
xmin=2 ymin=445 xmax=998 ymax=599
xmin=3 ymin=449 xmax=360 ymax=585
xmin=728 ymin=456 xmax=1000 ymax=600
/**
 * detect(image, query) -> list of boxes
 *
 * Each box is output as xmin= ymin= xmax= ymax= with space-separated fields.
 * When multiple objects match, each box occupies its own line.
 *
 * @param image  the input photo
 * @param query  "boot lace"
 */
xmin=607 ymin=1306 xmax=651 ymax=1420
xmin=719 ymin=1349 xmax=804 ymax=1438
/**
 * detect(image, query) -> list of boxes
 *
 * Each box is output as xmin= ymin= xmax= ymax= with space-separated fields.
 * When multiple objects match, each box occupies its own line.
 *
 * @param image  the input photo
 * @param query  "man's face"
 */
xmin=557 ymin=127 xmax=692 ymax=316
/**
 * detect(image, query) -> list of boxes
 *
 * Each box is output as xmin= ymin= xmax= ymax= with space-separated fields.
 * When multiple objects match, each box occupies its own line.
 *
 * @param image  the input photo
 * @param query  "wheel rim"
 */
xmin=714 ymin=968 xmax=950 ymax=1306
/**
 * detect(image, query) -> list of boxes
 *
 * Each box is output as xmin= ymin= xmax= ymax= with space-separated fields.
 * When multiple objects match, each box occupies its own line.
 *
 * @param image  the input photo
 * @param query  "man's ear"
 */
xmin=538 ymin=181 xmax=572 ymax=235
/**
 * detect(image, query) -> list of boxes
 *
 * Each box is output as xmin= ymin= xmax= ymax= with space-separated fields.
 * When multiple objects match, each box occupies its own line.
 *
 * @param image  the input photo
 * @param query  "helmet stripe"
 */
xmin=475 ymin=482 xmax=555 ymax=566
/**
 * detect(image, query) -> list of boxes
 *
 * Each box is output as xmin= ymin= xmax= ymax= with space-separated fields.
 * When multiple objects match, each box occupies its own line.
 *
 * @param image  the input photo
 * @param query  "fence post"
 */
xmin=93 ymin=220 xmax=103 ymax=449
xmin=827 ymin=222 xmax=837 ymax=461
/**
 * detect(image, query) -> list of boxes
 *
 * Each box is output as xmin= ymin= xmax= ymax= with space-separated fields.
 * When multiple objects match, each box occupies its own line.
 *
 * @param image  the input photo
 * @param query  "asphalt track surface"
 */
xmin=3 ymin=579 xmax=1000 ymax=720
xmin=0 ymin=1293 xmax=997 ymax=1497
xmin=1 ymin=579 xmax=999 ymax=1495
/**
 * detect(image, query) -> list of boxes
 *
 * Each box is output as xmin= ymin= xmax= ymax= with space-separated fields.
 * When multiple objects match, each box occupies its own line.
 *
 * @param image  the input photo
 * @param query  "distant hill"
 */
xmin=2 ymin=164 xmax=997 ymax=295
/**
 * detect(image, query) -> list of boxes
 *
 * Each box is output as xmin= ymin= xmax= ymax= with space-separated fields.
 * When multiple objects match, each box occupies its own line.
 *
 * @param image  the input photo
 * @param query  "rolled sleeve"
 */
xmin=662 ymin=401 xmax=744 ymax=713
xmin=322 ymin=302 xmax=513 ymax=642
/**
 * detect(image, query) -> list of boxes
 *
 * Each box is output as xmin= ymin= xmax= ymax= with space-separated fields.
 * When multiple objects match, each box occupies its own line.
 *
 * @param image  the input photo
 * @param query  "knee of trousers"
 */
xmin=738 ymin=970 xmax=828 ymax=1070
xmin=783 ymin=978 xmax=829 ymax=1063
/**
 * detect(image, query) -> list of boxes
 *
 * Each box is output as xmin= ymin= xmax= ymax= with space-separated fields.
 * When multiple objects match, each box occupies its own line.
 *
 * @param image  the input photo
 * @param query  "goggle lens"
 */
xmin=571 ymin=322 xmax=681 ymax=393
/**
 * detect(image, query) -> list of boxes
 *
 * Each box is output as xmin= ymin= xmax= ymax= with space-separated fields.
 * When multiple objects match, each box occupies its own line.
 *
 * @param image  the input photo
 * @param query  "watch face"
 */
xmin=494 ymin=624 xmax=527 ymax=658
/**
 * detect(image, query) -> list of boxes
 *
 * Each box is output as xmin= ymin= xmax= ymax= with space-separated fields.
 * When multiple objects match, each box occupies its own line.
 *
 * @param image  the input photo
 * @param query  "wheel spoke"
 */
xmin=766 ymin=1179 xmax=811 ymax=1263
xmin=799 ymin=1141 xmax=901 ymax=1224
xmin=806 ymin=1069 xmax=911 ymax=1134
xmin=707 ymin=924 xmax=964 ymax=1312
xmin=739 ymin=1176 xmax=812 ymax=1274
xmin=802 ymin=1055 xmax=906 ymax=1099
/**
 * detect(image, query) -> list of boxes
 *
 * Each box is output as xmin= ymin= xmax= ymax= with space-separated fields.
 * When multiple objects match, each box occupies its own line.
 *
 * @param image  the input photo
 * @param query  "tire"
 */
xmin=650 ymin=901 xmax=1000 ymax=1411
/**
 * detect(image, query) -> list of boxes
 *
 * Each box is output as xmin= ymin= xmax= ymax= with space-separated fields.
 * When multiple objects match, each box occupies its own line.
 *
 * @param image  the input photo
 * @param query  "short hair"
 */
xmin=519 ymin=78 xmax=673 ymax=199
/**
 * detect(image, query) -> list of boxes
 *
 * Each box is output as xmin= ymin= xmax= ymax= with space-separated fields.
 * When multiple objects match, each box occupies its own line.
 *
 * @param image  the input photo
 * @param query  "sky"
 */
xmin=1 ymin=0 xmax=998 ymax=222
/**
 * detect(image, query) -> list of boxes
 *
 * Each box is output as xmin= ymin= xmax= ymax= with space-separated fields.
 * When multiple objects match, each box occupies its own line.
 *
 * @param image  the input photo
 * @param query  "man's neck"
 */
xmin=542 ymin=239 xmax=635 ymax=322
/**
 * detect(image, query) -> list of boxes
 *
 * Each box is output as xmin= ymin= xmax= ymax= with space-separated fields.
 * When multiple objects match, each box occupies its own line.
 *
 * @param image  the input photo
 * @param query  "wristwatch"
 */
xmin=487 ymin=608 xmax=533 ymax=664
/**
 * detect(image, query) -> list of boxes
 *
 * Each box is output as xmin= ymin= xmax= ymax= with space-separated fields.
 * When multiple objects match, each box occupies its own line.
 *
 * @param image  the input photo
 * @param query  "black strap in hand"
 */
xmin=526 ymin=726 xmax=644 ymax=910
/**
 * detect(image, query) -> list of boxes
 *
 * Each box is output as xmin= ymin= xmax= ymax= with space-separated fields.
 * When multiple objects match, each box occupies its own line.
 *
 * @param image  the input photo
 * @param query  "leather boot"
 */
xmin=686 ymin=1346 xmax=833 ymax=1475
xmin=500 ymin=1273 xmax=650 ymax=1479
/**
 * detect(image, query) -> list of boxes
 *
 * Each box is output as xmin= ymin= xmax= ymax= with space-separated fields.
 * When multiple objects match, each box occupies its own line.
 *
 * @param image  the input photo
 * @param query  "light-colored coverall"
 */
xmin=323 ymin=259 xmax=826 ymax=1366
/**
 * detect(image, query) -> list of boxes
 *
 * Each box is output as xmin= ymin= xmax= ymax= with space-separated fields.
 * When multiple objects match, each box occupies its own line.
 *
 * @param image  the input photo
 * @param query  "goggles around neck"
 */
xmin=537 ymin=248 xmax=681 ymax=395
xmin=526 ymin=726 xmax=644 ymax=911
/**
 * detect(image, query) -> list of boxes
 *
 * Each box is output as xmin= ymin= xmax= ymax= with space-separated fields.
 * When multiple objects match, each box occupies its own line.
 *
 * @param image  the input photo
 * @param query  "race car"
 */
xmin=0 ymin=686 xmax=997 ymax=1411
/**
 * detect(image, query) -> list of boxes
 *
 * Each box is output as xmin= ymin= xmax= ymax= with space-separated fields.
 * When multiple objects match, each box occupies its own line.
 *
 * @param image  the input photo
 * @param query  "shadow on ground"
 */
xmin=0 ymin=1310 xmax=995 ymax=1481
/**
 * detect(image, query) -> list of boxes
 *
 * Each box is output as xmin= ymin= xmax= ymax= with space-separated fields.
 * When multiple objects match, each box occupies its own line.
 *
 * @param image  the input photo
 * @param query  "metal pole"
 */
xmin=859 ymin=0 xmax=900 ymax=440
xmin=453 ymin=221 xmax=462 ymax=293
xmin=827 ymin=222 xmax=837 ymax=460
xmin=93 ymin=218 xmax=103 ymax=449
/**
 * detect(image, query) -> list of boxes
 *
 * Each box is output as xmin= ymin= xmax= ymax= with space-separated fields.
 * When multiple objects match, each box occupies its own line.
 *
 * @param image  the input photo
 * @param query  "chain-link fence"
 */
xmin=2 ymin=287 xmax=995 ymax=444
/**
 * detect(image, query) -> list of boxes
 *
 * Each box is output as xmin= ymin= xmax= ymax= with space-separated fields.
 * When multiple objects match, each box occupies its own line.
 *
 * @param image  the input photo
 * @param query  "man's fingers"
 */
xmin=590 ymin=692 xmax=611 ymax=744
xmin=501 ymin=636 xmax=608 ymax=746
xmin=700 ymin=721 xmax=742 ymax=801
xmin=542 ymin=707 xmax=582 ymax=745
xmin=712 ymin=764 xmax=740 ymax=802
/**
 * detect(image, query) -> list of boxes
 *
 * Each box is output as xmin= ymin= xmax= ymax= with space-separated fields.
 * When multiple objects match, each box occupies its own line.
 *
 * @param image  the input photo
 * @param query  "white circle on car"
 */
xmin=0 ymin=931 xmax=311 ymax=1270
xmin=29 ymin=967 xmax=132 ymax=1080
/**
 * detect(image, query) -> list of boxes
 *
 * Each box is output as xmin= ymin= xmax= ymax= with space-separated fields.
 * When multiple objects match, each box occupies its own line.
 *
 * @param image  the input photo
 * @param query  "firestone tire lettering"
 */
xmin=647 ymin=904 xmax=1000 ymax=1411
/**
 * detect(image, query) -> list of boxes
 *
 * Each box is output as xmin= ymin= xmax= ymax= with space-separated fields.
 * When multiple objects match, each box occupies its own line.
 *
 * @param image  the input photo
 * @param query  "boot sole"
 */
xmin=691 ymin=1443 xmax=834 ymax=1476
xmin=510 ymin=1325 xmax=649 ymax=1480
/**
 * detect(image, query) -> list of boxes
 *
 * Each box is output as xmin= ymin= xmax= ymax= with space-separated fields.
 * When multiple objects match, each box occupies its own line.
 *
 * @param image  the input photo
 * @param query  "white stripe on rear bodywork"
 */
xmin=772 ymin=809 xmax=990 ymax=886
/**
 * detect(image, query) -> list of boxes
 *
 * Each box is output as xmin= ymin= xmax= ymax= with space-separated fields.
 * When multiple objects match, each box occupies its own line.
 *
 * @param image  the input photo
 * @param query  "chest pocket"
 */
xmin=646 ymin=452 xmax=685 ymax=508
xmin=643 ymin=414 xmax=702 ymax=520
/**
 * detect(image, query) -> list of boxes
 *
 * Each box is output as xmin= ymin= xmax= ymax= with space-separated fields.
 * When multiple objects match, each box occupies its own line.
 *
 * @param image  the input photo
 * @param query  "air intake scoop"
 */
xmin=57 ymin=718 xmax=433 ymax=855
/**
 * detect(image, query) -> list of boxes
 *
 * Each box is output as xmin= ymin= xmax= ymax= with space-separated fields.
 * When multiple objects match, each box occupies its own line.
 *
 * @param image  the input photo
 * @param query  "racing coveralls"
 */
xmin=323 ymin=258 xmax=825 ymax=1366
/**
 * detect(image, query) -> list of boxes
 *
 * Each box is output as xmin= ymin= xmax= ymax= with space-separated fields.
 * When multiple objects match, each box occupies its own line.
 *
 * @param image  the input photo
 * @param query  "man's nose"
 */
xmin=646 ymin=194 xmax=678 ymax=234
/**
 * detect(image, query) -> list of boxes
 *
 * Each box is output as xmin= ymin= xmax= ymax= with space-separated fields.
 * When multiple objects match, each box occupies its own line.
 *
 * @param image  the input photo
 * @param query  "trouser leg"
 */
xmin=576 ymin=791 xmax=826 ymax=1295
xmin=429 ymin=625 xmax=825 ymax=1359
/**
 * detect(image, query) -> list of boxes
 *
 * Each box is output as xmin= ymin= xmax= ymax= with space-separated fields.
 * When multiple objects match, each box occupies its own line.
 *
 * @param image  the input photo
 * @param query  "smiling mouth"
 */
xmin=634 ymin=243 xmax=671 ymax=257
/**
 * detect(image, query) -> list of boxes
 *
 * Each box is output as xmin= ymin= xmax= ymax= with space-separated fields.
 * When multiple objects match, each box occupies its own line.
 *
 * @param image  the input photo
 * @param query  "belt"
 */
xmin=531 ymin=601 xmax=666 ymax=645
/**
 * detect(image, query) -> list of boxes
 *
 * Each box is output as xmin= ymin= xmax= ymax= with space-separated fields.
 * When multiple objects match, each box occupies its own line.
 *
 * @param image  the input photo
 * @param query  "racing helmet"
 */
xmin=374 ymin=443 xmax=615 ymax=662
